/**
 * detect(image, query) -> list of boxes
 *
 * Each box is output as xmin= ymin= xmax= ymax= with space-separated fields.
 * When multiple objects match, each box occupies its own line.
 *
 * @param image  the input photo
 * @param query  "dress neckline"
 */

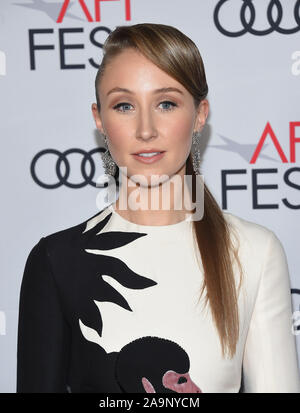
xmin=107 ymin=202 xmax=192 ymax=232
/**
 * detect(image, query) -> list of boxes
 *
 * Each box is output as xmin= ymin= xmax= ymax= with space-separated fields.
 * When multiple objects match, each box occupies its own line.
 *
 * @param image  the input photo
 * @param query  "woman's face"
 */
xmin=92 ymin=48 xmax=209 ymax=186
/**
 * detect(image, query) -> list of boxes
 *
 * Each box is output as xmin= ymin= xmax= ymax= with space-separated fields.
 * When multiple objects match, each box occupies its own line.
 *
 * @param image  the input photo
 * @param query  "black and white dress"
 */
xmin=16 ymin=202 xmax=300 ymax=393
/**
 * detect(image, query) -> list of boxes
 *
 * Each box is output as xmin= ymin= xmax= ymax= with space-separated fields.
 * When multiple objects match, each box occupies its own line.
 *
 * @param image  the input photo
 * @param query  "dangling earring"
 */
xmin=101 ymin=133 xmax=117 ymax=176
xmin=191 ymin=130 xmax=201 ymax=175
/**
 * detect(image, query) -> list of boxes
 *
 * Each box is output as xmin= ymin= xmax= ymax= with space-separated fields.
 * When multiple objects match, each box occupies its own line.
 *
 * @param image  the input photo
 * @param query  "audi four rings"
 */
xmin=214 ymin=0 xmax=300 ymax=36
xmin=30 ymin=148 xmax=115 ymax=189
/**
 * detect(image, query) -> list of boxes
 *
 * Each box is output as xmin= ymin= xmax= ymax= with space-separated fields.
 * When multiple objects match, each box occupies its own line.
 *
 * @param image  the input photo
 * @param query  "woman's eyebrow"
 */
xmin=106 ymin=87 xmax=184 ymax=96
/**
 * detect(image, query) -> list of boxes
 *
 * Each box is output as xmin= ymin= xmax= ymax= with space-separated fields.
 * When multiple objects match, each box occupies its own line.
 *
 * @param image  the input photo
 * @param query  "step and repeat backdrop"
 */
xmin=0 ymin=0 xmax=299 ymax=392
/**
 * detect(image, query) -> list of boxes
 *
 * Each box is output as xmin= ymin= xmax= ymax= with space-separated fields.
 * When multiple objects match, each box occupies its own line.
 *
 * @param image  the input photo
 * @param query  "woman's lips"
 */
xmin=132 ymin=151 xmax=166 ymax=164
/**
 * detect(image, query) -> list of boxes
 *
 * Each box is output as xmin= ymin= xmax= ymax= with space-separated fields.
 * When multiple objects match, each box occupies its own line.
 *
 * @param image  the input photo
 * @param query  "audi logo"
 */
xmin=214 ymin=0 xmax=300 ymax=37
xmin=31 ymin=148 xmax=118 ymax=189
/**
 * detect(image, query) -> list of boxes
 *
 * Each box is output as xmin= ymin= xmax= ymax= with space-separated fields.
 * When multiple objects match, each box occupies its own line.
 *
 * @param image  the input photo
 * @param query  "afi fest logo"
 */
xmin=212 ymin=121 xmax=300 ymax=209
xmin=14 ymin=0 xmax=131 ymax=22
xmin=13 ymin=0 xmax=132 ymax=70
xmin=57 ymin=0 xmax=131 ymax=22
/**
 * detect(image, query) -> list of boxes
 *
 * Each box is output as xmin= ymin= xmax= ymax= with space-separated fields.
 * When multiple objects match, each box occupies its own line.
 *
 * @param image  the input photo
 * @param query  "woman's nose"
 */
xmin=135 ymin=107 xmax=158 ymax=141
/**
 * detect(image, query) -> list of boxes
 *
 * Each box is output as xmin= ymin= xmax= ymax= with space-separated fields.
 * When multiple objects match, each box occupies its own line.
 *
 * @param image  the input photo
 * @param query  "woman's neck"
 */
xmin=113 ymin=170 xmax=194 ymax=226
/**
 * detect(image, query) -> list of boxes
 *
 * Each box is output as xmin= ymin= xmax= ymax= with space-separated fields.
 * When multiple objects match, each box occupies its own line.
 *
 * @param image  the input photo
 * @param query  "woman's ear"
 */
xmin=91 ymin=103 xmax=104 ymax=134
xmin=194 ymin=99 xmax=209 ymax=132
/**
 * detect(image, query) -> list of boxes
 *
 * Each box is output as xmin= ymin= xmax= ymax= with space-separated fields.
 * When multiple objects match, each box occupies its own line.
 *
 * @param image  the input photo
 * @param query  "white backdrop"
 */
xmin=0 ymin=0 xmax=299 ymax=392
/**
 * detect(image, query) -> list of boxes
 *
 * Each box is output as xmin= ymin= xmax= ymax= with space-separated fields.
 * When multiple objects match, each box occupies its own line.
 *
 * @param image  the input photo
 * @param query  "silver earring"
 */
xmin=101 ymin=133 xmax=117 ymax=176
xmin=191 ymin=130 xmax=201 ymax=175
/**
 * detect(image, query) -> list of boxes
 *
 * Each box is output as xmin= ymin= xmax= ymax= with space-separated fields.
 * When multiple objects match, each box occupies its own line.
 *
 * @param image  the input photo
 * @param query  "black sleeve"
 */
xmin=16 ymin=237 xmax=71 ymax=393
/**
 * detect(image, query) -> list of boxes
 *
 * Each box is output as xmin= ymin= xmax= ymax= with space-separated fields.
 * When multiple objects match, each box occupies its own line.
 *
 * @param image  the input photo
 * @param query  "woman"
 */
xmin=16 ymin=23 xmax=300 ymax=393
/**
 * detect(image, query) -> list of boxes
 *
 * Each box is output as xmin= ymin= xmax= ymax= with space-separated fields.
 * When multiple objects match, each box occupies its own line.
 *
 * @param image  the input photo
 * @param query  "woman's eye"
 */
xmin=159 ymin=101 xmax=177 ymax=111
xmin=113 ymin=102 xmax=133 ymax=112
xmin=112 ymin=100 xmax=177 ymax=113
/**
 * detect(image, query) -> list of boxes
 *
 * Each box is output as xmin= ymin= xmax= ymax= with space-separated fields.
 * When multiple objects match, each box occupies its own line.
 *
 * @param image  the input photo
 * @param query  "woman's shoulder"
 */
xmin=222 ymin=210 xmax=278 ymax=251
xmin=40 ymin=206 xmax=110 ymax=253
xmin=221 ymin=211 xmax=287 ymax=284
xmin=22 ymin=206 xmax=114 ymax=292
